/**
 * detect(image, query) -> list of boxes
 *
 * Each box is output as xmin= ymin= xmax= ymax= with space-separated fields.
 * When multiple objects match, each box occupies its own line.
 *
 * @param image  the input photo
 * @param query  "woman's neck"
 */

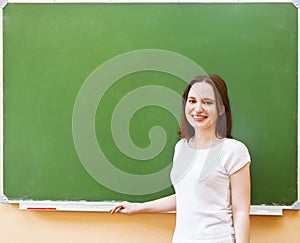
xmin=189 ymin=129 xmax=222 ymax=150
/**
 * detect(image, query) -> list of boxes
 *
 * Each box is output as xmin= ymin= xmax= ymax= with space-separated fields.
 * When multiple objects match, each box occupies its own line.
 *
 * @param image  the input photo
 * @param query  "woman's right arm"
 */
xmin=110 ymin=194 xmax=176 ymax=214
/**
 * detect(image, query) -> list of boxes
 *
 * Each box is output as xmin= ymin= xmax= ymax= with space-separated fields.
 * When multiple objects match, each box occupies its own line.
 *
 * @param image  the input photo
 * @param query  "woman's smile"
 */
xmin=185 ymin=82 xmax=218 ymax=131
xmin=191 ymin=113 xmax=208 ymax=122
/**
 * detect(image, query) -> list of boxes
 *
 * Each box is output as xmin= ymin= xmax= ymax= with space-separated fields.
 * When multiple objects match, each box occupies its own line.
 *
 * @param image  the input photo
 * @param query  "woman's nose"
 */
xmin=195 ymin=101 xmax=203 ymax=111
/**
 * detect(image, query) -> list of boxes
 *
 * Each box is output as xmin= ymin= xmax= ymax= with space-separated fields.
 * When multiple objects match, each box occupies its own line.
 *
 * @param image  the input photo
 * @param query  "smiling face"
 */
xmin=185 ymin=82 xmax=219 ymax=133
xmin=178 ymin=75 xmax=232 ymax=140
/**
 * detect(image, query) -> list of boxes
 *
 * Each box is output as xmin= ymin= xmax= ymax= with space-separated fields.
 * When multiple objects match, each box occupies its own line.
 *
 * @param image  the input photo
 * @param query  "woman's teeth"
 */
xmin=193 ymin=114 xmax=207 ymax=118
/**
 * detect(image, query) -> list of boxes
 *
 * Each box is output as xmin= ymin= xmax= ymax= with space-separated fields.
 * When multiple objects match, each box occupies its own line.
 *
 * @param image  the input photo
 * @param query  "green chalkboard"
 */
xmin=2 ymin=3 xmax=298 ymax=206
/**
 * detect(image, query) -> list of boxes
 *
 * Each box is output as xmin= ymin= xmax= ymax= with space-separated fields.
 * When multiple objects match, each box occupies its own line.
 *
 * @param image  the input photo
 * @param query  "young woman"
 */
xmin=111 ymin=75 xmax=251 ymax=243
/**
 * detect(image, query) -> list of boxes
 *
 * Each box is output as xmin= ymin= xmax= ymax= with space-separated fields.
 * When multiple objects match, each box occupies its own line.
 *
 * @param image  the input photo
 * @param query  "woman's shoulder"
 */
xmin=224 ymin=138 xmax=250 ymax=154
xmin=174 ymin=138 xmax=187 ymax=149
xmin=221 ymin=138 xmax=251 ymax=174
xmin=172 ymin=138 xmax=188 ymax=162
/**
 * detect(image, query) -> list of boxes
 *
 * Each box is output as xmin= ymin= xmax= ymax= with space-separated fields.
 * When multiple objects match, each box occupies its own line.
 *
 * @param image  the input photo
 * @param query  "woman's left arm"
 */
xmin=230 ymin=162 xmax=251 ymax=243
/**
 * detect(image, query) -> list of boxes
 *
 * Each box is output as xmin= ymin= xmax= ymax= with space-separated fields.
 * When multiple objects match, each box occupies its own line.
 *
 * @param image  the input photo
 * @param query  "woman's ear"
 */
xmin=219 ymin=105 xmax=225 ymax=116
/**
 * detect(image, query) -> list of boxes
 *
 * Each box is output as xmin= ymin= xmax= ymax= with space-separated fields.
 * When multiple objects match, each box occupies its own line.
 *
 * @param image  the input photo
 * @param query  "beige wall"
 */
xmin=0 ymin=203 xmax=299 ymax=243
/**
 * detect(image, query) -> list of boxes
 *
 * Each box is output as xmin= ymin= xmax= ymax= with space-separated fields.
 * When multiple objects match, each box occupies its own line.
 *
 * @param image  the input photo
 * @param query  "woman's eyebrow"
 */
xmin=188 ymin=96 xmax=215 ymax=101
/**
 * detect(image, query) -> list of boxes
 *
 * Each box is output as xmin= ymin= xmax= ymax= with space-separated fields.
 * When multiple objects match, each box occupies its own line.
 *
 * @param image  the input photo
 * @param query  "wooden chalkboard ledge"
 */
xmin=18 ymin=200 xmax=120 ymax=212
xmin=10 ymin=200 xmax=290 ymax=215
xmin=250 ymin=205 xmax=283 ymax=216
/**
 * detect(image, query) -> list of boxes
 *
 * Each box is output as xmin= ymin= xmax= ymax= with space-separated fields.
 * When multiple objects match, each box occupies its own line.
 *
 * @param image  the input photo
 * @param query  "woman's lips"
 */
xmin=191 ymin=114 xmax=208 ymax=122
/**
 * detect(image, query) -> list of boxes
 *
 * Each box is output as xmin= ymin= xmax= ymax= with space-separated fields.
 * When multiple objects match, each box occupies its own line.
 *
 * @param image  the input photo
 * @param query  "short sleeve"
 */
xmin=173 ymin=139 xmax=184 ymax=161
xmin=224 ymin=140 xmax=251 ymax=175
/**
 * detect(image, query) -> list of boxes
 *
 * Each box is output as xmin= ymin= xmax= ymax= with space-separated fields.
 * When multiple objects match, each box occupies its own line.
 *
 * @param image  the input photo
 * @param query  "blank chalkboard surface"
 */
xmin=1 ymin=2 xmax=298 ymax=208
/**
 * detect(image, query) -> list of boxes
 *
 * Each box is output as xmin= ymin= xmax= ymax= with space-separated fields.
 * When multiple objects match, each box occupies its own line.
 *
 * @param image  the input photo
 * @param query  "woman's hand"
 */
xmin=110 ymin=194 xmax=176 ymax=215
xmin=110 ymin=201 xmax=140 ymax=214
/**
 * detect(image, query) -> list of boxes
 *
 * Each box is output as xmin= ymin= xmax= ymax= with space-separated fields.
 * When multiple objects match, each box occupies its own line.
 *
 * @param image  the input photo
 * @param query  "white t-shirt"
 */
xmin=170 ymin=138 xmax=251 ymax=243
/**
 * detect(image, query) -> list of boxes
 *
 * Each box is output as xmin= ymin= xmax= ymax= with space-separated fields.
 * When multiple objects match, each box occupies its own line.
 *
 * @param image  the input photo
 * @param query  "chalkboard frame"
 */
xmin=0 ymin=0 xmax=299 ymax=215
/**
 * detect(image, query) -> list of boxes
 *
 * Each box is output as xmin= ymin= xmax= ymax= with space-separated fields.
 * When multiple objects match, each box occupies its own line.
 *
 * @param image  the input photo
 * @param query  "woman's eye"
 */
xmin=188 ymin=99 xmax=196 ymax=103
xmin=203 ymin=101 xmax=213 ymax=105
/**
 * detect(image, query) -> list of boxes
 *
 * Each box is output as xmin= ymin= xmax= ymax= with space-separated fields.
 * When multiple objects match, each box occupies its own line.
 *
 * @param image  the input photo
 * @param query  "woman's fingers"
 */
xmin=110 ymin=202 xmax=127 ymax=214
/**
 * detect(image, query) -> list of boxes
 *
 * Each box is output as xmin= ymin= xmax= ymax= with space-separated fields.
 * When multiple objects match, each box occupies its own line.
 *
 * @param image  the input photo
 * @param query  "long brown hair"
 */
xmin=177 ymin=74 xmax=232 ymax=140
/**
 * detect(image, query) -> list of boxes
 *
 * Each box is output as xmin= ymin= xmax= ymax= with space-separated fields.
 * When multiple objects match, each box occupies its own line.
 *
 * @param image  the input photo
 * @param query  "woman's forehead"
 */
xmin=188 ymin=82 xmax=215 ymax=99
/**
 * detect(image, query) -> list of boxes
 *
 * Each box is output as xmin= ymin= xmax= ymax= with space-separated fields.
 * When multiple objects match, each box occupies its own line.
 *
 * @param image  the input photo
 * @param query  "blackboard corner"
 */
xmin=291 ymin=200 xmax=300 ymax=210
xmin=292 ymin=0 xmax=300 ymax=8
xmin=0 ymin=194 xmax=8 ymax=203
xmin=0 ymin=0 xmax=7 ymax=9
